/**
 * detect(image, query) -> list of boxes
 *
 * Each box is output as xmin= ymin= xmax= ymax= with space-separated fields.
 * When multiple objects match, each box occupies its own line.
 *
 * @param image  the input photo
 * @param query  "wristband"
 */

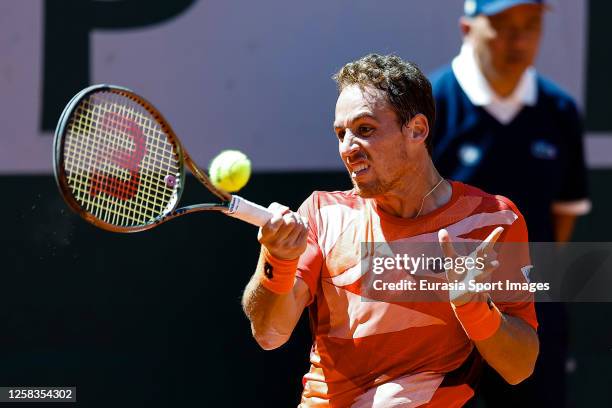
xmin=452 ymin=296 xmax=502 ymax=341
xmin=257 ymin=246 xmax=299 ymax=294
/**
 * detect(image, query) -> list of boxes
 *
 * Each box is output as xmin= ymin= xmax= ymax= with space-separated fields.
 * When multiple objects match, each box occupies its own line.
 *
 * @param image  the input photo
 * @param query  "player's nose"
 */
xmin=339 ymin=130 xmax=360 ymax=157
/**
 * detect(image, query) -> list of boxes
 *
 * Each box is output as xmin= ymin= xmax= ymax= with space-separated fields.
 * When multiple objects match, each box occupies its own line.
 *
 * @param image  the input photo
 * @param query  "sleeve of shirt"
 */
xmin=493 ymin=201 xmax=538 ymax=330
xmin=296 ymin=192 xmax=324 ymax=306
xmin=552 ymin=99 xmax=591 ymax=215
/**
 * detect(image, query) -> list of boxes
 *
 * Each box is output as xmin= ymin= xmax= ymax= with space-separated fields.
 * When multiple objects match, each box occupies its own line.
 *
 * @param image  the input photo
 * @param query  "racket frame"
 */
xmin=53 ymin=84 xmax=239 ymax=233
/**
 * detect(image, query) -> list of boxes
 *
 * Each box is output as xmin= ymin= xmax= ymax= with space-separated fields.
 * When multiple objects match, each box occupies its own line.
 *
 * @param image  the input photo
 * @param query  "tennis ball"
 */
xmin=209 ymin=150 xmax=252 ymax=192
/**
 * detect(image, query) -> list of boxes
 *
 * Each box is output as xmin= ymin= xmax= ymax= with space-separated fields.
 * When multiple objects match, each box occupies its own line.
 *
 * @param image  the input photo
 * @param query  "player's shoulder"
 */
xmin=457 ymin=182 xmax=528 ymax=240
xmin=458 ymin=181 xmax=524 ymax=220
xmin=303 ymin=189 xmax=364 ymax=210
xmin=536 ymin=74 xmax=579 ymax=113
xmin=299 ymin=190 xmax=365 ymax=233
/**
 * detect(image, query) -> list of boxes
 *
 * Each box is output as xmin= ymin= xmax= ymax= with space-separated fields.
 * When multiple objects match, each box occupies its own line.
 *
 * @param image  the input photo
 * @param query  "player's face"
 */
xmin=469 ymin=5 xmax=543 ymax=80
xmin=333 ymin=85 xmax=417 ymax=198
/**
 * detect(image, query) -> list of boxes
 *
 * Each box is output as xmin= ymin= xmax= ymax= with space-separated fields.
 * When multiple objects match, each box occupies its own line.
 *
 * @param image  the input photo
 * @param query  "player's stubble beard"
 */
xmin=350 ymin=148 xmax=410 ymax=199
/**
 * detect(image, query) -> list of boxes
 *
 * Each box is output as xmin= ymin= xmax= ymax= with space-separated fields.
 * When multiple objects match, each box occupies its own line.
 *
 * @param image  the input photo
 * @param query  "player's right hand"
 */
xmin=258 ymin=202 xmax=308 ymax=260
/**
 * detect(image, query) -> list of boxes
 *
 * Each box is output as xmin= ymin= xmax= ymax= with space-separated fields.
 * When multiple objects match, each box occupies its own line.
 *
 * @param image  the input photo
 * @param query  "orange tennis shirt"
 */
xmin=295 ymin=181 xmax=538 ymax=407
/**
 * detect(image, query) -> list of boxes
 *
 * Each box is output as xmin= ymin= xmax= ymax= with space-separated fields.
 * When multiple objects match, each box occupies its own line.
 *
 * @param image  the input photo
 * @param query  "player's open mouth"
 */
xmin=350 ymin=163 xmax=370 ymax=178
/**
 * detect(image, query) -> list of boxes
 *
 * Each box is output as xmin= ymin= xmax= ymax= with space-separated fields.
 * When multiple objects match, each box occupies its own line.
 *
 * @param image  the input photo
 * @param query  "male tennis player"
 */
xmin=242 ymin=54 xmax=538 ymax=407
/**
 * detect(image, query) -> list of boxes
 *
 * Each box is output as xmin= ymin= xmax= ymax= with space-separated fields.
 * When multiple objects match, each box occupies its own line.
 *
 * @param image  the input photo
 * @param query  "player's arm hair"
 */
xmin=474 ymin=313 xmax=539 ymax=385
xmin=241 ymin=274 xmax=311 ymax=350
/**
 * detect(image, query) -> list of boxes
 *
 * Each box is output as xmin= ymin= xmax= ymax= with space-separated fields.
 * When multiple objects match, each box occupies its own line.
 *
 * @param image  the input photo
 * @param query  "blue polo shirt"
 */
xmin=430 ymin=65 xmax=589 ymax=241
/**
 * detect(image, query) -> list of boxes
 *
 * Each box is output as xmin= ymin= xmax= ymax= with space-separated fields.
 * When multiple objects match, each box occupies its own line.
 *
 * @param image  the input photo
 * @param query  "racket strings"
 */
xmin=66 ymin=101 xmax=152 ymax=225
xmin=63 ymin=91 xmax=181 ymax=227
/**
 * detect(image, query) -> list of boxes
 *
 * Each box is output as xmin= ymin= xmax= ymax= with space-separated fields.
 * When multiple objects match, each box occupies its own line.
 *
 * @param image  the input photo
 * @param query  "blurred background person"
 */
xmin=430 ymin=0 xmax=590 ymax=406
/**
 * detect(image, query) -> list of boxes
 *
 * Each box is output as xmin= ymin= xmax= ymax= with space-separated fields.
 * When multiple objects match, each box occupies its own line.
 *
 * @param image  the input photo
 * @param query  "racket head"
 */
xmin=53 ymin=84 xmax=186 ymax=232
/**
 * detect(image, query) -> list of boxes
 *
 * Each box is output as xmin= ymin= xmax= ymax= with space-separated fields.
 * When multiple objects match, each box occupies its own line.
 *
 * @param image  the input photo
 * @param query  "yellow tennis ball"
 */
xmin=209 ymin=150 xmax=251 ymax=192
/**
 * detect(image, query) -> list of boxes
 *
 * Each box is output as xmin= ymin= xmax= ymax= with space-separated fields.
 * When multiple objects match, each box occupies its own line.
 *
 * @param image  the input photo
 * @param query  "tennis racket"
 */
xmin=53 ymin=84 xmax=274 ymax=232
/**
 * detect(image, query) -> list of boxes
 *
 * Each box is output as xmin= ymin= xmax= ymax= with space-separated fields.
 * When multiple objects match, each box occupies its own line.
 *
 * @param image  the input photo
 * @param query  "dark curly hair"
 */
xmin=333 ymin=54 xmax=436 ymax=154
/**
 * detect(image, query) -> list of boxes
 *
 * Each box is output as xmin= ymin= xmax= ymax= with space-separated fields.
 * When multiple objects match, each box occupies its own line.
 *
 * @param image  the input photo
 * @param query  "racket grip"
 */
xmin=226 ymin=195 xmax=274 ymax=227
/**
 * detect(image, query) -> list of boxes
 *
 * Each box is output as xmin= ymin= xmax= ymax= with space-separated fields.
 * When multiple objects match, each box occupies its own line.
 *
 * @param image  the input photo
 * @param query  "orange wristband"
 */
xmin=257 ymin=247 xmax=299 ymax=294
xmin=452 ymin=296 xmax=502 ymax=341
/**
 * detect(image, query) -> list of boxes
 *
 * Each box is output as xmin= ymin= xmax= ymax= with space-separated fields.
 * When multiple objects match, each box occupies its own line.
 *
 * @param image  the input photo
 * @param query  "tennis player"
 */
xmin=242 ymin=54 xmax=538 ymax=407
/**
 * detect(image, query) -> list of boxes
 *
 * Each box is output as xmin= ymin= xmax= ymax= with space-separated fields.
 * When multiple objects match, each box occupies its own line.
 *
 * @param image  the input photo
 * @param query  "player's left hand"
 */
xmin=438 ymin=226 xmax=504 ymax=306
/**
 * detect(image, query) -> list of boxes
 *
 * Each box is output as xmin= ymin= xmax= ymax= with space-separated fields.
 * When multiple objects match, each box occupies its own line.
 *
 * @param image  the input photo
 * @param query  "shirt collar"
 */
xmin=451 ymin=42 xmax=538 ymax=108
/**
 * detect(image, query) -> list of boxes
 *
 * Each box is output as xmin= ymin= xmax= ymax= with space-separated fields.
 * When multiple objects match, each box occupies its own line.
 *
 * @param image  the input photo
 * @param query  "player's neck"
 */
xmin=375 ymin=158 xmax=451 ymax=219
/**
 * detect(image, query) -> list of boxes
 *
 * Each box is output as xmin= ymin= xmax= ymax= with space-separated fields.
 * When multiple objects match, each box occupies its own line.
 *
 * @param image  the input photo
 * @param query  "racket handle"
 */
xmin=226 ymin=195 xmax=274 ymax=227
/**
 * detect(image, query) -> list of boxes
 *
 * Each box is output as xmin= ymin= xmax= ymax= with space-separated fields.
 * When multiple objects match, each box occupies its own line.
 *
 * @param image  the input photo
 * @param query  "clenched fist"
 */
xmin=258 ymin=202 xmax=309 ymax=260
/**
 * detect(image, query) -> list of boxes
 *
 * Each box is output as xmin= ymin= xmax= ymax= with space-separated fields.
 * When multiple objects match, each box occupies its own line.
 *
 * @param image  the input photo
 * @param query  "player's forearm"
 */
xmin=243 ymin=203 xmax=310 ymax=349
xmin=241 ymin=274 xmax=305 ymax=350
xmin=474 ymin=313 xmax=539 ymax=385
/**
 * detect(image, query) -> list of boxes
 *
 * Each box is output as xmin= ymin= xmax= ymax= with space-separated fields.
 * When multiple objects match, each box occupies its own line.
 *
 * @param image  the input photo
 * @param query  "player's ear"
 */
xmin=403 ymin=114 xmax=429 ymax=145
